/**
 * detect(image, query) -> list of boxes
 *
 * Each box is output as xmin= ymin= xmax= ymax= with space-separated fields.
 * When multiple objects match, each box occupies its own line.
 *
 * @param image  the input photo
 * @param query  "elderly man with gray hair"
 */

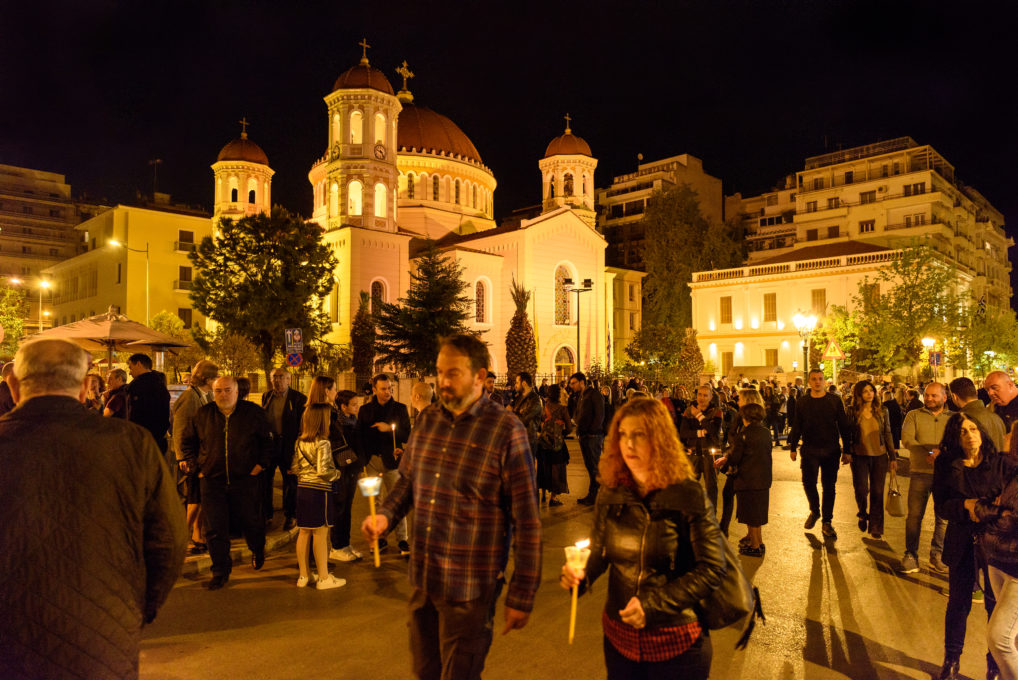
xmin=0 ymin=339 xmax=186 ymax=679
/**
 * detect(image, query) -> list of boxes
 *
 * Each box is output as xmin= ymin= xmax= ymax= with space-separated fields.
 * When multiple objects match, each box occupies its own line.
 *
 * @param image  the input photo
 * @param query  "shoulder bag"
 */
xmin=886 ymin=469 xmax=905 ymax=517
xmin=699 ymin=537 xmax=765 ymax=650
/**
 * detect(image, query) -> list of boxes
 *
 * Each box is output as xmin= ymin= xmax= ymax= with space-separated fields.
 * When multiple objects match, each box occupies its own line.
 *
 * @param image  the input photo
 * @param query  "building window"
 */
xmin=860 ymin=190 xmax=876 ymax=204
xmin=763 ymin=293 xmax=776 ymax=322
xmin=827 ymin=226 xmax=839 ymax=239
xmin=554 ymin=346 xmax=575 ymax=381
xmin=765 ymin=349 xmax=778 ymax=366
xmin=806 ymin=229 xmax=818 ymax=241
xmin=812 ymin=178 xmax=825 ymax=191
xmin=348 ymin=180 xmax=363 ymax=216
xmin=331 ymin=113 xmax=341 ymax=144
xmin=844 ymin=170 xmax=854 ymax=184
xmin=350 ymin=111 xmax=363 ymax=144
xmin=721 ymin=351 xmax=733 ymax=377
xmin=433 ymin=175 xmax=440 ymax=201
xmin=374 ymin=183 xmax=387 ymax=218
xmin=49 ymin=248 xmax=58 ymax=255
xmin=116 ymin=263 xmax=122 ymax=284
xmin=22 ymin=206 xmax=33 ymax=214
xmin=231 ymin=188 xmax=238 ymax=202
xmin=859 ymin=220 xmax=875 ymax=233
xmin=904 ymin=182 xmax=926 ymax=197
xmin=330 ymin=279 xmax=340 ymax=323
xmin=827 ymin=197 xmax=840 ymax=210
xmin=564 ymin=173 xmax=574 ymax=196
xmin=373 ymin=113 xmax=386 ymax=145
xmin=49 ymin=208 xmax=61 ymax=217
xmin=179 ymin=265 xmax=192 ymax=282
xmin=475 ymin=281 xmax=486 ymax=322
xmin=720 ymin=296 xmax=732 ymax=324
xmin=406 ymin=173 xmax=415 ymax=199
xmin=370 ymin=280 xmax=385 ymax=313
xmin=765 ymin=194 xmax=778 ymax=207
xmin=248 ymin=189 xmax=256 ymax=203
xmin=805 ymin=201 xmax=817 ymax=213
xmin=178 ymin=308 xmax=192 ymax=329
xmin=472 ymin=185 xmax=477 ymax=208
xmin=455 ymin=179 xmax=461 ymax=204
xmin=629 ymin=312 xmax=636 ymax=331
xmin=628 ymin=284 xmax=635 ymax=302
xmin=811 ymin=288 xmax=827 ymax=316
xmin=554 ymin=266 xmax=572 ymax=325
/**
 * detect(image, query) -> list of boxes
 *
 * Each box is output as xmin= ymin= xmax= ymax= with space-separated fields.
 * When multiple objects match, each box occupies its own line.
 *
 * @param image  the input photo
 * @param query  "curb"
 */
xmin=180 ymin=525 xmax=299 ymax=578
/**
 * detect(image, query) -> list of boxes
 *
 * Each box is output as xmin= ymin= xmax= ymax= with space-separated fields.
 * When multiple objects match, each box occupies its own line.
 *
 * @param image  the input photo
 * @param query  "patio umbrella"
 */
xmin=30 ymin=306 xmax=189 ymax=373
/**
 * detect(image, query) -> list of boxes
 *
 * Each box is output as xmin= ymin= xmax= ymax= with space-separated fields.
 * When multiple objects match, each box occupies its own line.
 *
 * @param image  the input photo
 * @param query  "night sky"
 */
xmin=3 ymin=1 xmax=1017 ymax=274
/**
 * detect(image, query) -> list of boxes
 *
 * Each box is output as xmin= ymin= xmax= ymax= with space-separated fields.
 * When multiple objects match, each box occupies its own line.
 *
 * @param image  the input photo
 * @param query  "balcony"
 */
xmin=173 ymin=279 xmax=193 ymax=291
xmin=174 ymin=241 xmax=196 ymax=253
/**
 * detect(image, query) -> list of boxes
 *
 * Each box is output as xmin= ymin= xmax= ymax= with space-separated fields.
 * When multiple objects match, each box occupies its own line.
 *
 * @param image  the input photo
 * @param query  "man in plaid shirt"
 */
xmin=363 ymin=334 xmax=541 ymax=680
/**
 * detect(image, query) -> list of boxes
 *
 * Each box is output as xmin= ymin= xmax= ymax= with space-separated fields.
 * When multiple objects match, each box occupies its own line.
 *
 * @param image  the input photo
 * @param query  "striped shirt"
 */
xmin=379 ymin=393 xmax=542 ymax=612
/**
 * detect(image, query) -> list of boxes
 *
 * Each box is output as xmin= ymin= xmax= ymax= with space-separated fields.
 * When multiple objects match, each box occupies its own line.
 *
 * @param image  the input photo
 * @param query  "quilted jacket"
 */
xmin=0 ymin=395 xmax=187 ymax=679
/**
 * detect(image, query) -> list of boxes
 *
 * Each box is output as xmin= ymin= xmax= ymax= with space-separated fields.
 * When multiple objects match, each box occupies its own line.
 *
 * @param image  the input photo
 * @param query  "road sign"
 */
xmin=822 ymin=339 xmax=845 ymax=361
xmin=285 ymin=328 xmax=303 ymax=353
xmin=286 ymin=352 xmax=303 ymax=367
xmin=929 ymin=351 xmax=942 ymax=366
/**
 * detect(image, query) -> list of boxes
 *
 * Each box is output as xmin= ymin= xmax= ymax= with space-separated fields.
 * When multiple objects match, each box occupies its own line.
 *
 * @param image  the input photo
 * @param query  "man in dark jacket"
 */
xmin=679 ymin=384 xmax=724 ymax=514
xmin=261 ymin=367 xmax=306 ymax=529
xmin=180 ymin=375 xmax=273 ymax=589
xmin=0 ymin=339 xmax=186 ymax=679
xmin=127 ymin=353 xmax=171 ymax=454
xmin=570 ymin=372 xmax=605 ymax=505
xmin=356 ymin=374 xmax=412 ymax=552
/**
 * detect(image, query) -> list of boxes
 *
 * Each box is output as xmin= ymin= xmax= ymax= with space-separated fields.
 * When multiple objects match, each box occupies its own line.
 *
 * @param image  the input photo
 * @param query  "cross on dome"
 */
xmin=359 ymin=38 xmax=371 ymax=65
xmin=238 ymin=116 xmax=250 ymax=139
xmin=396 ymin=60 xmax=415 ymax=90
xmin=564 ymin=113 xmax=572 ymax=135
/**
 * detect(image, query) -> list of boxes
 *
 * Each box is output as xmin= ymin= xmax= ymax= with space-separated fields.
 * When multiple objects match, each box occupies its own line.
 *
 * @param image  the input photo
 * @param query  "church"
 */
xmin=212 ymin=44 xmax=641 ymax=380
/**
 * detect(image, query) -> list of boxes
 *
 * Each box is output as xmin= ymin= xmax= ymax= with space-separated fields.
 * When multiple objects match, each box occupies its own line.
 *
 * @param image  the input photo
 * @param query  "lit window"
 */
xmin=564 ymin=173 xmax=574 ymax=196
xmin=433 ymin=175 xmax=440 ymax=201
xmin=811 ymin=289 xmax=827 ymax=315
xmin=555 ymin=266 xmax=571 ymax=325
xmin=859 ymin=220 xmax=875 ymax=233
xmin=720 ymin=297 xmax=732 ymax=324
xmin=350 ymin=111 xmax=363 ymax=144
xmin=370 ymin=280 xmax=385 ymax=313
xmin=330 ymin=182 xmax=339 ymax=216
xmin=348 ymin=180 xmax=363 ymax=216
xmin=455 ymin=179 xmax=461 ymax=204
xmin=374 ymin=183 xmax=386 ymax=218
xmin=406 ymin=173 xmax=415 ymax=199
xmin=763 ymin=293 xmax=776 ymax=322
xmin=374 ymin=113 xmax=385 ymax=145
xmin=475 ymin=281 xmax=486 ymax=322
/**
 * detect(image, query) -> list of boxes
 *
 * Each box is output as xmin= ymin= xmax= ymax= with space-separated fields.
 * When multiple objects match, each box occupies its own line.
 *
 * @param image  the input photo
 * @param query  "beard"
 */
xmin=439 ymin=386 xmax=475 ymax=413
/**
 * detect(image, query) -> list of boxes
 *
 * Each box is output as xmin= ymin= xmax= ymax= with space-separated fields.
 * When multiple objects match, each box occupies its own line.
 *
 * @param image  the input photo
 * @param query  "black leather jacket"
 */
xmin=584 ymin=480 xmax=726 ymax=628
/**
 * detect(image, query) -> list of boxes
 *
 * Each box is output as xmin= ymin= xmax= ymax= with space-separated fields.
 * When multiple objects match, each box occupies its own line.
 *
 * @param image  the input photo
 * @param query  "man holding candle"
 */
xmin=356 ymin=373 xmax=412 ymax=555
xmin=362 ymin=334 xmax=541 ymax=680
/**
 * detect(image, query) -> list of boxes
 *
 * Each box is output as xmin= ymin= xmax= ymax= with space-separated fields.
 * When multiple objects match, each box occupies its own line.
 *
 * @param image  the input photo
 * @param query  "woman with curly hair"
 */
xmin=847 ymin=379 xmax=897 ymax=539
xmin=560 ymin=398 xmax=726 ymax=679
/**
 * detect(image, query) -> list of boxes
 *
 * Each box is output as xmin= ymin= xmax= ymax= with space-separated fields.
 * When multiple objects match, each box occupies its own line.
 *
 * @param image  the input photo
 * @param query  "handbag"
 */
xmin=886 ymin=470 xmax=905 ymax=517
xmin=699 ymin=537 xmax=765 ymax=649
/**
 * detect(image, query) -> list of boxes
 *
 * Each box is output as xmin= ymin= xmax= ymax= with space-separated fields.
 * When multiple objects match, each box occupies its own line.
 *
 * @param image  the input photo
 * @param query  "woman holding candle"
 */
xmin=560 ymin=397 xmax=726 ymax=679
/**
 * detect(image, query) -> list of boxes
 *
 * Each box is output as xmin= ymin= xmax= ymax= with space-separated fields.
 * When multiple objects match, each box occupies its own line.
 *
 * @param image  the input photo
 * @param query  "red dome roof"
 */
xmin=216 ymin=135 xmax=269 ymax=165
xmin=397 ymin=104 xmax=483 ymax=164
xmin=332 ymin=64 xmax=394 ymax=95
xmin=544 ymin=133 xmax=592 ymax=158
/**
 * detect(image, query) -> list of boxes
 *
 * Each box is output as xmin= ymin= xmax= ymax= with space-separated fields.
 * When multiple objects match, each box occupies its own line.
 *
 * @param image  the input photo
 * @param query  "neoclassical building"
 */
xmin=212 ymin=47 xmax=637 ymax=379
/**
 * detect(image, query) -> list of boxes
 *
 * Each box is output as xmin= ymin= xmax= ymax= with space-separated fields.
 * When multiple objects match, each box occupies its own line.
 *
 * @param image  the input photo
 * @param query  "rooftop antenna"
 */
xmin=148 ymin=158 xmax=163 ymax=196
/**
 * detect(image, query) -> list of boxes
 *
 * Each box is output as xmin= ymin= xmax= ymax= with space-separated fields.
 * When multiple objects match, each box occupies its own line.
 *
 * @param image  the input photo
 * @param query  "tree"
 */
xmin=625 ymin=324 xmax=686 ymax=365
xmin=950 ymin=305 xmax=1018 ymax=376
xmin=374 ymin=240 xmax=473 ymax=377
xmin=504 ymin=277 xmax=537 ymax=384
xmin=148 ymin=310 xmax=206 ymax=382
xmin=623 ymin=326 xmax=703 ymax=391
xmin=0 ymin=286 xmax=28 ymax=359
xmin=351 ymin=291 xmax=376 ymax=386
xmin=673 ymin=329 xmax=705 ymax=392
xmin=641 ymin=184 xmax=744 ymax=328
xmin=189 ymin=206 xmax=337 ymax=377
xmin=193 ymin=326 xmax=262 ymax=377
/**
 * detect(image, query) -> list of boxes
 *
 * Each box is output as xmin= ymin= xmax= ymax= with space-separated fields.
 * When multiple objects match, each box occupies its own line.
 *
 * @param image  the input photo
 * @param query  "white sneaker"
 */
xmin=296 ymin=573 xmax=319 ymax=588
xmin=329 ymin=546 xmax=362 ymax=562
xmin=316 ymin=574 xmax=347 ymax=590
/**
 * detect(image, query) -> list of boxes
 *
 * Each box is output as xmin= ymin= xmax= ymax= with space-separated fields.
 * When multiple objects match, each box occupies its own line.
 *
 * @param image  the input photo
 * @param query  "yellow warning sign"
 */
xmin=823 ymin=339 xmax=845 ymax=361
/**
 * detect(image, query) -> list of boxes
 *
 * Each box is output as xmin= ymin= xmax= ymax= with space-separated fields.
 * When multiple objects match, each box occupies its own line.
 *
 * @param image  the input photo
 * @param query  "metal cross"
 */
xmin=359 ymin=38 xmax=371 ymax=63
xmin=396 ymin=60 xmax=415 ymax=90
xmin=564 ymin=113 xmax=572 ymax=134
xmin=238 ymin=117 xmax=250 ymax=136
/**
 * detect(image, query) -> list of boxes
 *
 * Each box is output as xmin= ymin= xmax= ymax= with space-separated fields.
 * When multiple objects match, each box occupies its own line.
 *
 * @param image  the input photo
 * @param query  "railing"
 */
xmin=173 ymin=279 xmax=193 ymax=291
xmin=174 ymin=241 xmax=196 ymax=252
xmin=692 ymin=249 xmax=906 ymax=283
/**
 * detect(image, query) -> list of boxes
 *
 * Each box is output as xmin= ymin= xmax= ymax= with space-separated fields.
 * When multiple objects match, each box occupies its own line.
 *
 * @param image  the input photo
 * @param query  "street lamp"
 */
xmin=108 ymin=239 xmax=150 ymax=325
xmin=563 ymin=277 xmax=594 ymax=372
xmin=793 ymin=311 xmax=818 ymax=378
xmin=38 ymin=280 xmax=50 ymax=330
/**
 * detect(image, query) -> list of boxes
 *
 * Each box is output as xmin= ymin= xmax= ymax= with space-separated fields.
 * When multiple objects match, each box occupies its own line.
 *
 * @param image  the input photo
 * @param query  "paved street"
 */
xmin=141 ymin=441 xmax=985 ymax=680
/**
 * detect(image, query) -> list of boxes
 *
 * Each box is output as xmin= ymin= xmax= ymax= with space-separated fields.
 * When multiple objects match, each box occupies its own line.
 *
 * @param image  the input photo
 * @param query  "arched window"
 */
xmin=332 ymin=113 xmax=341 ymax=144
xmin=231 ymin=188 xmax=238 ymax=202
xmin=454 ymin=179 xmax=461 ymax=204
xmin=475 ymin=281 xmax=486 ymax=322
xmin=554 ymin=346 xmax=575 ymax=382
xmin=348 ymin=180 xmax=363 ymax=216
xmin=350 ymin=110 xmax=363 ymax=144
xmin=330 ymin=278 xmax=340 ymax=323
xmin=406 ymin=173 xmax=415 ymax=199
xmin=330 ymin=182 xmax=339 ymax=216
xmin=432 ymin=175 xmax=440 ymax=201
xmin=216 ymin=178 xmax=222 ymax=203
xmin=555 ymin=265 xmax=571 ymax=325
xmin=374 ymin=113 xmax=386 ymax=145
xmin=248 ymin=189 xmax=256 ymax=203
xmin=247 ymin=178 xmax=258 ymax=205
xmin=472 ymin=185 xmax=477 ymax=208
xmin=370 ymin=280 xmax=385 ymax=313
xmin=564 ymin=173 xmax=574 ymax=196
xmin=548 ymin=178 xmax=555 ymax=199
xmin=582 ymin=174 xmax=588 ymax=195
xmin=374 ymin=183 xmax=387 ymax=218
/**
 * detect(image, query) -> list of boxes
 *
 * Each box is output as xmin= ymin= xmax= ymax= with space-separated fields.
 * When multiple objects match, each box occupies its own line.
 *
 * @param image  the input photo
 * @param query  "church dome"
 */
xmin=217 ymin=133 xmax=269 ymax=165
xmin=332 ymin=63 xmax=395 ymax=95
xmin=544 ymin=132 xmax=592 ymax=158
xmin=397 ymin=104 xmax=483 ymax=164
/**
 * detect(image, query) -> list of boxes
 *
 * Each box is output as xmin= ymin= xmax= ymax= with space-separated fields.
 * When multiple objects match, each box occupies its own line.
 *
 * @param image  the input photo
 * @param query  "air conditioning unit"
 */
xmin=877 ymin=186 xmax=886 ymax=192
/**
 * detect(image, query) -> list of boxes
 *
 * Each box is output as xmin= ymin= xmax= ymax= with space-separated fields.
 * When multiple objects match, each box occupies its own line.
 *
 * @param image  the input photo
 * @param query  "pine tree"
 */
xmin=374 ymin=240 xmax=473 ymax=377
xmin=674 ymin=329 xmax=705 ymax=393
xmin=351 ymin=291 xmax=376 ymax=385
xmin=505 ymin=277 xmax=537 ymax=384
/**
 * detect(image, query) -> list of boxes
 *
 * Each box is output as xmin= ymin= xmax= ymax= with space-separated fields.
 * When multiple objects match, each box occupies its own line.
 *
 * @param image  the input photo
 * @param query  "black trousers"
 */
xmin=692 ymin=453 xmax=719 ymax=516
xmin=718 ymin=473 xmax=737 ymax=536
xmin=770 ymin=415 xmax=786 ymax=444
xmin=263 ymin=443 xmax=297 ymax=520
xmin=850 ymin=455 xmax=888 ymax=534
xmin=800 ymin=453 xmax=840 ymax=523
xmin=945 ymin=542 xmax=997 ymax=670
xmin=604 ymin=632 xmax=712 ymax=680
xmin=331 ymin=468 xmax=360 ymax=550
xmin=408 ymin=581 xmax=502 ymax=680
xmin=201 ymin=474 xmax=264 ymax=575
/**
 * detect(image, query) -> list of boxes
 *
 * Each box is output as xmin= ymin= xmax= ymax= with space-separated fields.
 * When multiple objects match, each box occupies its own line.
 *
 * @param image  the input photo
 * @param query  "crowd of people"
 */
xmin=4 ymin=335 xmax=1018 ymax=680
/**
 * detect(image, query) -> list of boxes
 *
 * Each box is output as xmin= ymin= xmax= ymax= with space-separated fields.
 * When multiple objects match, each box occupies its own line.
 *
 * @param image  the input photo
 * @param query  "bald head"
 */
xmin=212 ymin=375 xmax=239 ymax=412
xmin=985 ymin=371 xmax=1018 ymax=407
xmin=10 ymin=339 xmax=90 ymax=403
xmin=411 ymin=381 xmax=434 ymax=411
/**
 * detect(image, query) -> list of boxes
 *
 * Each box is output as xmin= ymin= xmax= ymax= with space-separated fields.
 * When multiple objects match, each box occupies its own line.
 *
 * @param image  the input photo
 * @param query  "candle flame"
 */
xmin=575 ymin=539 xmax=590 ymax=550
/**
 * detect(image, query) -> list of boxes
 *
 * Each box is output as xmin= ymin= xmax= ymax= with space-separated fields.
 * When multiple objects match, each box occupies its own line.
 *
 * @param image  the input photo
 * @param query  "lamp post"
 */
xmin=563 ymin=277 xmax=593 ymax=372
xmin=108 ymin=239 xmax=150 ymax=325
xmin=38 ymin=279 xmax=50 ymax=331
xmin=922 ymin=337 xmax=936 ymax=381
xmin=793 ymin=312 xmax=818 ymax=379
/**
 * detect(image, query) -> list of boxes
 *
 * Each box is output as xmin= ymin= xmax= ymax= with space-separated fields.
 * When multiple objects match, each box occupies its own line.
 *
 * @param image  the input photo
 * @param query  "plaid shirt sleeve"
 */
xmin=502 ymin=415 xmax=542 ymax=612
